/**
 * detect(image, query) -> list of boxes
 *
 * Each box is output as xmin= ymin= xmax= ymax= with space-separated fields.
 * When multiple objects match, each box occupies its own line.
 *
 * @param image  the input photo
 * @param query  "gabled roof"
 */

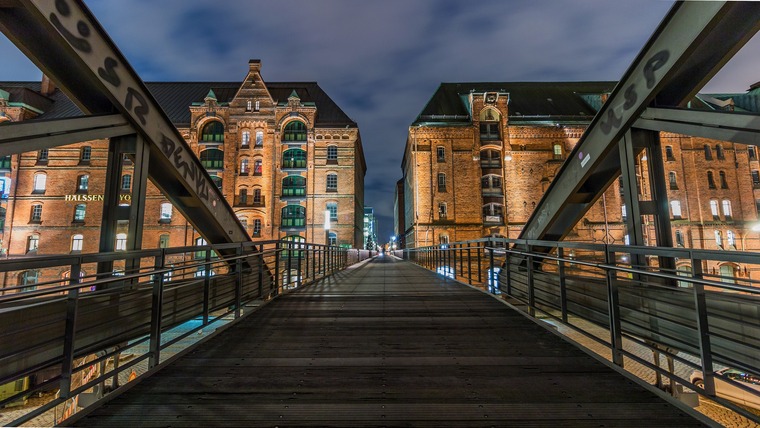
xmin=0 ymin=80 xmax=356 ymax=128
xmin=414 ymin=82 xmax=617 ymax=125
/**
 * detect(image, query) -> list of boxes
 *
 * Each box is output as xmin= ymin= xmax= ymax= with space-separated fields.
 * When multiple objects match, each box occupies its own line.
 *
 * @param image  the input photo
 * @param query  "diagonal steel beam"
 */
xmin=0 ymin=114 xmax=133 ymax=157
xmin=0 ymin=0 xmax=247 ymax=244
xmin=521 ymin=1 xmax=760 ymax=243
xmin=635 ymin=107 xmax=760 ymax=146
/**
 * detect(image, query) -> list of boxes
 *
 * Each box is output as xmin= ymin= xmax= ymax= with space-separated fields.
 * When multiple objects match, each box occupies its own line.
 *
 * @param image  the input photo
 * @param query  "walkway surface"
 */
xmin=70 ymin=256 xmax=706 ymax=427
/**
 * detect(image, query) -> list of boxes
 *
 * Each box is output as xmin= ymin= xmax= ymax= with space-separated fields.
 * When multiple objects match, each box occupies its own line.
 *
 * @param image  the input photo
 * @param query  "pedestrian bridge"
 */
xmin=65 ymin=255 xmax=705 ymax=427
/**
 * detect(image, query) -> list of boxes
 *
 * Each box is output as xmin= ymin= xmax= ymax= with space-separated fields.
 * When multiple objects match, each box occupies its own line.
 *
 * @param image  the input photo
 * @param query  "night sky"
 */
xmin=1 ymin=0 xmax=759 ymax=243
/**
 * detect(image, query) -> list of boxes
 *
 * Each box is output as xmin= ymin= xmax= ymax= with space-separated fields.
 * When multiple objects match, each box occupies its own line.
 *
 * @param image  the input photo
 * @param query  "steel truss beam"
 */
xmin=0 ymin=0 xmax=247 ymax=244
xmin=635 ymin=107 xmax=760 ymax=145
xmin=521 ymin=1 xmax=760 ymax=244
xmin=0 ymin=114 xmax=133 ymax=157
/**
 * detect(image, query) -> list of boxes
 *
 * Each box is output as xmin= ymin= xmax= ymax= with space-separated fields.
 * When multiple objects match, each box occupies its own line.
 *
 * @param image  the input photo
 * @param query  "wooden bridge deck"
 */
xmin=71 ymin=256 xmax=706 ymax=427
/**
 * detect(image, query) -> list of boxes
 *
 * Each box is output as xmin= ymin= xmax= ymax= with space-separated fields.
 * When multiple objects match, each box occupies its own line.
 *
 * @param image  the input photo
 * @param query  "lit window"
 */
xmin=553 ymin=144 xmax=562 ymax=160
xmin=71 ymin=234 xmax=83 ymax=252
xmin=200 ymin=149 xmax=224 ymax=169
xmin=242 ymin=131 xmax=251 ymax=147
xmin=283 ymin=121 xmax=306 ymax=142
xmin=727 ymin=230 xmax=736 ymax=247
xmin=159 ymin=234 xmax=170 ymax=248
xmin=255 ymin=100 xmax=260 ymax=111
xmin=624 ymin=234 xmax=630 ymax=245
xmin=710 ymin=200 xmax=719 ymax=218
xmin=80 ymin=146 xmax=91 ymax=163
xmin=439 ymin=234 xmax=449 ymax=245
xmin=246 ymin=101 xmax=252 ymax=112
xmin=77 ymin=174 xmax=89 ymax=193
xmin=327 ymin=202 xmax=338 ymax=221
xmin=439 ymin=202 xmax=447 ymax=219
xmin=27 ymin=234 xmax=39 ymax=253
xmin=253 ymin=219 xmax=262 ymax=236
xmin=73 ymin=204 xmax=86 ymax=222
xmin=115 ymin=233 xmax=127 ymax=251
xmin=714 ymin=230 xmax=723 ymax=247
xmin=670 ymin=200 xmax=682 ymax=219
xmin=201 ymin=121 xmax=224 ymax=143
xmin=722 ymin=200 xmax=732 ymax=218
xmin=255 ymin=131 xmax=263 ymax=147
xmin=33 ymin=173 xmax=46 ymax=193
xmin=621 ymin=204 xmax=627 ymax=220
xmin=254 ymin=159 xmax=262 ymax=175
xmin=326 ymin=173 xmax=338 ymax=191
xmin=240 ymin=158 xmax=249 ymax=174
xmin=30 ymin=204 xmax=42 ymax=222
xmin=121 ymin=174 xmax=131 ymax=191
xmin=160 ymin=203 xmax=173 ymax=222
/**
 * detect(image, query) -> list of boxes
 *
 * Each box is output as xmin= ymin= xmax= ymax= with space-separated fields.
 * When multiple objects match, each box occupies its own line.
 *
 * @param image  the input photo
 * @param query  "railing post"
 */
xmin=691 ymin=255 xmax=715 ymax=396
xmin=312 ymin=245 xmax=316 ymax=281
xmin=235 ymin=244 xmax=243 ymax=318
xmin=296 ymin=242 xmax=303 ymax=288
xmin=557 ymin=246 xmax=568 ymax=323
xmin=149 ymin=251 xmax=165 ymax=368
xmin=258 ymin=245 xmax=264 ymax=298
xmin=273 ymin=242 xmax=280 ymax=296
xmin=459 ymin=244 xmax=464 ymax=281
xmin=322 ymin=245 xmax=327 ymax=276
xmin=505 ymin=246 xmax=511 ymax=296
xmin=606 ymin=248 xmax=624 ymax=367
xmin=305 ymin=244 xmax=310 ymax=284
xmin=452 ymin=244 xmax=457 ymax=279
xmin=477 ymin=242 xmax=482 ymax=284
xmin=467 ymin=245 xmax=473 ymax=285
xmin=203 ymin=248 xmax=211 ymax=325
xmin=488 ymin=240 xmax=496 ymax=294
xmin=286 ymin=241 xmax=293 ymax=288
xmin=60 ymin=260 xmax=82 ymax=399
xmin=527 ymin=244 xmax=535 ymax=316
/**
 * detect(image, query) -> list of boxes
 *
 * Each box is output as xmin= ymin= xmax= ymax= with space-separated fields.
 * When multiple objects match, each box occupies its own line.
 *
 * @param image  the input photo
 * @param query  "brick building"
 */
xmin=397 ymin=81 xmax=760 ymax=280
xmin=0 ymin=60 xmax=366 ymax=285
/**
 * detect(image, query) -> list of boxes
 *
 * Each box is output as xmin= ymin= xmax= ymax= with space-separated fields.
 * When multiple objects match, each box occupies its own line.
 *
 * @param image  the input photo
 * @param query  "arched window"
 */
xmin=80 ymin=146 xmax=91 ymax=163
xmin=553 ymin=144 xmax=563 ymax=160
xmin=71 ymin=234 xmax=84 ymax=252
xmin=200 ymin=149 xmax=224 ymax=169
xmin=253 ymin=159 xmax=263 ymax=175
xmin=201 ymin=121 xmax=224 ymax=143
xmin=246 ymin=101 xmax=252 ymax=112
xmin=670 ymin=200 xmax=682 ymax=219
xmin=328 ymin=232 xmax=338 ymax=246
xmin=716 ymin=144 xmax=724 ymax=160
xmin=237 ymin=188 xmax=248 ymax=205
xmin=675 ymin=230 xmax=684 ymax=247
xmin=239 ymin=158 xmax=249 ymax=175
xmin=255 ymin=131 xmax=264 ymax=147
xmin=27 ymin=234 xmax=39 ymax=253
xmin=722 ymin=199 xmax=732 ymax=219
xmin=283 ymin=121 xmax=307 ymax=142
xmin=714 ymin=230 xmax=723 ymax=248
xmin=479 ymin=149 xmax=501 ymax=168
xmin=73 ymin=204 xmax=86 ymax=222
xmin=719 ymin=171 xmax=728 ymax=189
xmin=283 ymin=149 xmax=307 ymax=168
xmin=30 ymin=203 xmax=42 ymax=223
xmin=437 ymin=173 xmax=446 ymax=192
xmin=77 ymin=174 xmax=89 ymax=193
xmin=253 ymin=219 xmax=262 ymax=237
xmin=727 ymin=230 xmax=736 ymax=247
xmin=668 ymin=171 xmax=677 ymax=190
xmin=436 ymin=146 xmax=445 ymax=162
xmin=237 ymin=215 xmax=248 ymax=228
xmin=210 ymin=175 xmax=223 ymax=189
xmin=282 ymin=175 xmax=306 ymax=197
xmin=327 ymin=146 xmax=338 ymax=163
xmin=707 ymin=171 xmax=716 ymax=189
xmin=439 ymin=234 xmax=449 ymax=245
xmin=160 ymin=202 xmax=173 ymax=223
xmin=326 ymin=173 xmax=338 ymax=192
xmin=281 ymin=205 xmax=306 ymax=227
xmin=326 ymin=202 xmax=338 ymax=221
xmin=710 ymin=199 xmax=719 ymax=218
xmin=253 ymin=188 xmax=262 ymax=204
xmin=33 ymin=173 xmax=46 ymax=193
xmin=115 ymin=233 xmax=127 ymax=251
xmin=121 ymin=174 xmax=132 ymax=191
xmin=255 ymin=101 xmax=260 ymax=111
xmin=479 ymin=108 xmax=501 ymax=140
xmin=481 ymin=175 xmax=502 ymax=193
xmin=704 ymin=144 xmax=713 ymax=160
xmin=438 ymin=202 xmax=447 ymax=219
xmin=241 ymin=130 xmax=251 ymax=147
xmin=159 ymin=234 xmax=170 ymax=248
xmin=665 ymin=146 xmax=675 ymax=161
xmin=719 ymin=264 xmax=736 ymax=284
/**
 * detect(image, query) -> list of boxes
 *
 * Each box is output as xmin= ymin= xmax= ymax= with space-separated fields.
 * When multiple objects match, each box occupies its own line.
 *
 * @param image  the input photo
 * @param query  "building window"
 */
xmin=753 ymin=170 xmax=760 ymax=188
xmin=624 ymin=234 xmax=630 ymax=245
xmin=481 ymin=175 xmax=502 ymax=194
xmin=37 ymin=149 xmax=48 ymax=164
xmin=239 ymin=158 xmax=249 ymax=175
xmin=238 ymin=215 xmax=248 ymax=228
xmin=750 ymin=146 xmax=757 ymax=160
xmin=253 ymin=188 xmax=262 ymax=204
xmin=437 ymin=146 xmax=445 ymax=162
xmin=720 ymin=171 xmax=728 ymax=189
xmin=437 ymin=173 xmax=446 ymax=192
xmin=19 ymin=270 xmax=39 ymax=291
xmin=33 ymin=173 xmax=46 ymax=193
xmin=160 ymin=203 xmax=173 ymax=223
xmin=210 ymin=175 xmax=222 ymax=189
xmin=283 ymin=149 xmax=307 ymax=168
xmin=30 ymin=204 xmax=42 ymax=223
xmin=665 ymin=146 xmax=675 ymax=161
xmin=80 ymin=146 xmax=91 ymax=163
xmin=246 ymin=100 xmax=252 ymax=112
xmin=727 ymin=230 xmax=736 ymax=247
xmin=71 ymin=234 xmax=83 ymax=252
xmin=670 ymin=200 xmax=682 ymax=219
xmin=255 ymin=131 xmax=263 ymax=147
xmin=282 ymin=175 xmax=306 ymax=197
xmin=238 ymin=188 xmax=248 ymax=205
xmin=439 ymin=202 xmax=447 ymax=219
xmin=704 ymin=144 xmax=712 ymax=160
xmin=121 ymin=174 xmax=131 ymax=191
xmin=283 ymin=121 xmax=307 ymax=142
xmin=201 ymin=121 xmax=224 ymax=143
xmin=479 ymin=149 xmax=501 ymax=168
xmin=621 ymin=204 xmax=627 ymax=221
xmin=253 ymin=159 xmax=262 ymax=175
xmin=716 ymin=144 xmax=725 ymax=160
xmin=707 ymin=171 xmax=716 ymax=189
xmin=439 ymin=234 xmax=449 ymax=245
xmin=328 ymin=232 xmax=337 ymax=246
xmin=479 ymin=108 xmax=501 ymax=140
xmin=482 ymin=203 xmax=504 ymax=224
xmin=115 ymin=233 xmax=127 ymax=251
xmin=253 ymin=219 xmax=262 ymax=237
xmin=200 ymin=149 xmax=224 ymax=170
xmin=722 ymin=199 xmax=732 ymax=220
xmin=553 ymin=144 xmax=563 ymax=160
xmin=327 ymin=146 xmax=338 ymax=163
xmin=27 ymin=234 xmax=39 ymax=253
xmin=327 ymin=202 xmax=338 ymax=221
xmin=255 ymin=100 xmax=260 ymax=112
xmin=326 ymin=173 xmax=338 ymax=192
xmin=710 ymin=200 xmax=719 ymax=219
xmin=159 ymin=234 xmax=170 ymax=248
xmin=668 ymin=171 xmax=677 ymax=190
xmin=73 ymin=204 xmax=86 ymax=222
xmin=281 ymin=205 xmax=306 ymax=227
xmin=77 ymin=174 xmax=89 ymax=193
xmin=714 ymin=230 xmax=723 ymax=248
xmin=241 ymin=131 xmax=250 ymax=147
xmin=675 ymin=230 xmax=684 ymax=247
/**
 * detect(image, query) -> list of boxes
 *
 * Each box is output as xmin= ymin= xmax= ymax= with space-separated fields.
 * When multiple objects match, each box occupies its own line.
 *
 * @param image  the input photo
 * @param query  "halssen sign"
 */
xmin=64 ymin=194 xmax=132 ymax=202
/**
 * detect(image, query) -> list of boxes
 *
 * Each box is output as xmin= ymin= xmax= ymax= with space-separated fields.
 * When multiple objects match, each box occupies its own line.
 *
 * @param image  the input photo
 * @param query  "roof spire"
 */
xmin=205 ymin=89 xmax=217 ymax=101
xmin=289 ymin=89 xmax=300 ymax=99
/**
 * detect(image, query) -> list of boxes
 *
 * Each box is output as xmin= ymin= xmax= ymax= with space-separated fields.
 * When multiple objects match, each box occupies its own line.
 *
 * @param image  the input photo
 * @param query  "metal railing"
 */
xmin=0 ymin=241 xmax=373 ymax=426
xmin=403 ymin=238 xmax=760 ymax=424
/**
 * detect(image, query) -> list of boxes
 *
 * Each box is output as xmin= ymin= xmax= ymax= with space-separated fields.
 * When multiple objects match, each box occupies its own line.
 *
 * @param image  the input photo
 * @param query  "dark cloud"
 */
xmin=2 ymin=0 xmax=758 ymax=243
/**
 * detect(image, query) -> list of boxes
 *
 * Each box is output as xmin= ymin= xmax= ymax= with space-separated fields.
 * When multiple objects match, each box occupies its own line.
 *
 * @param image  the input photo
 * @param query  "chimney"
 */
xmin=40 ymin=74 xmax=56 ymax=96
xmin=248 ymin=59 xmax=261 ymax=74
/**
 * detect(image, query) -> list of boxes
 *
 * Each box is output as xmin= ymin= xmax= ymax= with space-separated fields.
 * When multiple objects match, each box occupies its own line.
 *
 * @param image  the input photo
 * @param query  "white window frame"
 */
xmin=116 ymin=233 xmax=127 ymax=251
xmin=33 ymin=173 xmax=46 ymax=192
xmin=72 ymin=234 xmax=84 ymax=252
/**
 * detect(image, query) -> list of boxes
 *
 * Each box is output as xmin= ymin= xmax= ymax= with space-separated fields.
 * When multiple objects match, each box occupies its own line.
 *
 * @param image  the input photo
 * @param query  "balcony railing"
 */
xmin=483 ymin=215 xmax=503 ymax=225
xmin=234 ymin=196 xmax=265 ymax=207
xmin=480 ymin=159 xmax=501 ymax=169
xmin=282 ymin=187 xmax=306 ymax=197
xmin=281 ymin=217 xmax=306 ymax=228
xmin=282 ymin=159 xmax=307 ymax=169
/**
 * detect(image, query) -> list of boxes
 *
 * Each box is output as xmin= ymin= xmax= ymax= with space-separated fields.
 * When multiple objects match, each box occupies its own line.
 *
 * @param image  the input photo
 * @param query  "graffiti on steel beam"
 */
xmin=38 ymin=0 xmax=219 ymax=210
